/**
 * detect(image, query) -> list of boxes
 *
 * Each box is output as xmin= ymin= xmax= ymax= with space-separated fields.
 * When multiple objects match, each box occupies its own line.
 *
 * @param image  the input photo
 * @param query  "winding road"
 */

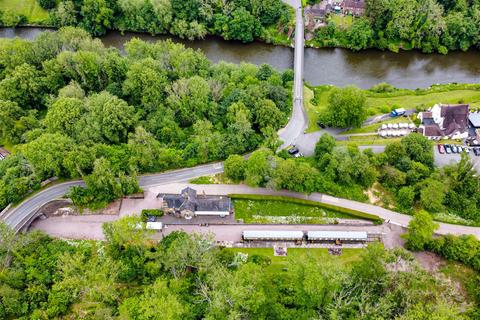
xmin=2 ymin=1 xmax=480 ymax=240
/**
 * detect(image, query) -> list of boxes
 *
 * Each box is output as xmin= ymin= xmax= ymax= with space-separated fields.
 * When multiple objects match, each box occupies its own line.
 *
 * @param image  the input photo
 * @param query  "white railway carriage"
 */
xmin=242 ymin=230 xmax=304 ymax=241
xmin=307 ymin=231 xmax=368 ymax=242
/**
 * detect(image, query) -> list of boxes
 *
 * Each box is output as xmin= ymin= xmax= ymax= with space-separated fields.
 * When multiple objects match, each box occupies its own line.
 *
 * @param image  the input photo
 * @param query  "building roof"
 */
xmin=440 ymin=104 xmax=469 ymax=135
xmin=307 ymin=231 xmax=368 ymax=240
xmin=162 ymin=187 xmax=231 ymax=212
xmin=420 ymin=124 xmax=443 ymax=137
xmin=342 ymin=0 xmax=365 ymax=9
xmin=242 ymin=230 xmax=304 ymax=240
xmin=421 ymin=111 xmax=432 ymax=118
xmin=469 ymin=113 xmax=480 ymax=127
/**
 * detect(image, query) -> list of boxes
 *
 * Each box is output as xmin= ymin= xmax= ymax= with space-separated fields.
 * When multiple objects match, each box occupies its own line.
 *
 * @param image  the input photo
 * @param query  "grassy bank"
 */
xmin=306 ymin=84 xmax=480 ymax=132
xmin=0 ymin=0 xmax=49 ymax=23
xmin=227 ymin=248 xmax=362 ymax=274
xmin=230 ymin=194 xmax=383 ymax=224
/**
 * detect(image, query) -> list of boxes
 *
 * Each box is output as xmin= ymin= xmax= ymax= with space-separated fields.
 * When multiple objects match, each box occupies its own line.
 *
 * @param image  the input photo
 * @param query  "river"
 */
xmin=1 ymin=27 xmax=480 ymax=89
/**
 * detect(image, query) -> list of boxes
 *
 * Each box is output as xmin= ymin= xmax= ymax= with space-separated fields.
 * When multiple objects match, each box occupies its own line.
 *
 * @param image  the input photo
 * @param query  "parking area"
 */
xmin=434 ymin=145 xmax=480 ymax=171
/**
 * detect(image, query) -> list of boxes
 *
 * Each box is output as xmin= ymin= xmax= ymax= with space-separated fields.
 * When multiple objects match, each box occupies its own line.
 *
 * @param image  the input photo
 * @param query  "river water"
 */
xmin=1 ymin=27 xmax=479 ymax=89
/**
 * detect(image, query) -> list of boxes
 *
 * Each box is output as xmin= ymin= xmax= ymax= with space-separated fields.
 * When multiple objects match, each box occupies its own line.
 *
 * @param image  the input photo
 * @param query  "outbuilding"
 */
xmin=307 ymin=231 xmax=368 ymax=242
xmin=242 ymin=230 xmax=304 ymax=241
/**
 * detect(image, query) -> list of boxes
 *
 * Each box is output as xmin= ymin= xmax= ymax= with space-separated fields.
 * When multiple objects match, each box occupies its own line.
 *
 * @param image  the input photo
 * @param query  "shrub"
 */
xmin=38 ymin=0 xmax=56 ymax=10
xmin=141 ymin=209 xmax=164 ymax=221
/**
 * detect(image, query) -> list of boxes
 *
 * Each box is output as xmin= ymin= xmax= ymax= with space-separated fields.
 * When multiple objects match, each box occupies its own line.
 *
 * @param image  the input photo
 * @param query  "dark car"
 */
xmin=288 ymin=147 xmax=299 ymax=155
xmin=437 ymin=144 xmax=445 ymax=154
xmin=317 ymin=122 xmax=326 ymax=129
xmin=444 ymin=144 xmax=452 ymax=154
xmin=474 ymin=148 xmax=480 ymax=156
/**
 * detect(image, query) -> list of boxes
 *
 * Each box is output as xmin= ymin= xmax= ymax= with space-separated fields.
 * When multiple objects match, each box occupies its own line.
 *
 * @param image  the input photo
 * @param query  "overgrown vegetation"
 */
xmin=1 ymin=219 xmax=477 ymax=319
xmin=0 ymin=27 xmax=292 ymax=211
xmin=230 ymin=194 xmax=383 ymax=223
xmin=309 ymin=0 xmax=480 ymax=53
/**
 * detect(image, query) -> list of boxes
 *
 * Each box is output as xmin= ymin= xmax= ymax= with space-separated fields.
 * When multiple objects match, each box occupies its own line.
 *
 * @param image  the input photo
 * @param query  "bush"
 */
xmin=370 ymin=82 xmax=395 ymax=93
xmin=141 ymin=209 xmax=164 ymax=221
xmin=38 ymin=0 xmax=56 ymax=10
xmin=229 ymin=194 xmax=383 ymax=224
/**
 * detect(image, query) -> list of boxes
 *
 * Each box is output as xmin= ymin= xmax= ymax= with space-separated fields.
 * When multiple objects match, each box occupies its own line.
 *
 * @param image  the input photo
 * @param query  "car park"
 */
xmin=437 ymin=144 xmax=445 ymax=154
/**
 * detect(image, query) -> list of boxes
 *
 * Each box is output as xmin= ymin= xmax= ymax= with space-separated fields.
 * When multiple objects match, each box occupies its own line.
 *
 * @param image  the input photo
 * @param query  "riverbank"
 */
xmin=2 ymin=26 xmax=480 ymax=88
xmin=305 ymin=83 xmax=480 ymax=132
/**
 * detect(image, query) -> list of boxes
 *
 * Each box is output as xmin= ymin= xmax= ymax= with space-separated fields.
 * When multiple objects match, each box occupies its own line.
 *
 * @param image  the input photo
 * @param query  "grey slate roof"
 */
xmin=162 ymin=187 xmax=231 ymax=212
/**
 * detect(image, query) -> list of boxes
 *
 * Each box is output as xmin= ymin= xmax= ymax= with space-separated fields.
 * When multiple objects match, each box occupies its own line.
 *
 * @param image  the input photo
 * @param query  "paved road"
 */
xmin=278 ymin=0 xmax=307 ymax=150
xmin=2 ymin=162 xmax=224 ymax=231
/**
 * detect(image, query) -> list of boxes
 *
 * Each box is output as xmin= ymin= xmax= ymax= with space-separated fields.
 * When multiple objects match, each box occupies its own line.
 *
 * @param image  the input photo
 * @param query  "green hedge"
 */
xmin=141 ymin=209 xmax=164 ymax=221
xmin=228 ymin=194 xmax=383 ymax=224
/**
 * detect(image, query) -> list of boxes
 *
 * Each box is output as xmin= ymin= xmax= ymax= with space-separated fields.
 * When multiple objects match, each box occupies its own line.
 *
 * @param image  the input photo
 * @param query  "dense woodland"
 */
xmin=0 ymin=218 xmax=478 ymax=319
xmin=0 ymin=0 xmax=292 ymax=44
xmin=311 ymin=0 xmax=480 ymax=53
xmin=0 ymin=27 xmax=292 ymax=210
xmin=224 ymin=132 xmax=480 ymax=224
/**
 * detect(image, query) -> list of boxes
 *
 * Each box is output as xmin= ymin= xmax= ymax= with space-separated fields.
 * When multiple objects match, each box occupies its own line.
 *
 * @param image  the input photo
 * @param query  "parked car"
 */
xmin=474 ymin=148 xmax=480 ymax=156
xmin=452 ymin=145 xmax=458 ymax=153
xmin=437 ymin=144 xmax=445 ymax=154
xmin=288 ymin=147 xmax=299 ymax=155
xmin=317 ymin=122 xmax=326 ymax=129
xmin=464 ymin=147 xmax=470 ymax=154
xmin=444 ymin=144 xmax=452 ymax=154
xmin=294 ymin=152 xmax=304 ymax=158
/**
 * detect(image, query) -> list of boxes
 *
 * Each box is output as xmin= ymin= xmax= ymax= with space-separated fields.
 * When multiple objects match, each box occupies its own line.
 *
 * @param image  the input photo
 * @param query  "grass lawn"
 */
xmin=366 ymin=89 xmax=480 ymax=113
xmin=337 ymin=136 xmax=402 ymax=146
xmin=227 ymin=248 xmax=363 ymax=273
xmin=328 ymin=14 xmax=353 ymax=29
xmin=306 ymin=85 xmax=480 ymax=133
xmin=305 ymin=85 xmax=330 ymax=133
xmin=0 ymin=0 xmax=49 ymax=23
xmin=233 ymin=198 xmax=357 ymax=224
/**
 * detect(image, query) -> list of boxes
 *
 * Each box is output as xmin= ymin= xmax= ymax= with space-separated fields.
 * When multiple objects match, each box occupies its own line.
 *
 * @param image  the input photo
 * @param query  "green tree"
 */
xmin=224 ymin=155 xmax=246 ymax=182
xmin=420 ymin=178 xmax=445 ymax=213
xmin=322 ymin=86 xmax=367 ymax=128
xmin=225 ymin=7 xmax=261 ymax=43
xmin=397 ymin=186 xmax=415 ymax=211
xmin=403 ymin=210 xmax=438 ymax=251
xmin=44 ymin=97 xmax=85 ymax=137
xmin=315 ymin=133 xmax=336 ymax=159
xmin=77 ymin=91 xmax=136 ymax=144
xmin=119 ymin=279 xmax=187 ymax=320
xmin=244 ymin=148 xmax=274 ymax=187
xmin=347 ymin=18 xmax=374 ymax=51
xmin=20 ymin=133 xmax=74 ymax=180
xmin=80 ymin=0 xmax=113 ymax=36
